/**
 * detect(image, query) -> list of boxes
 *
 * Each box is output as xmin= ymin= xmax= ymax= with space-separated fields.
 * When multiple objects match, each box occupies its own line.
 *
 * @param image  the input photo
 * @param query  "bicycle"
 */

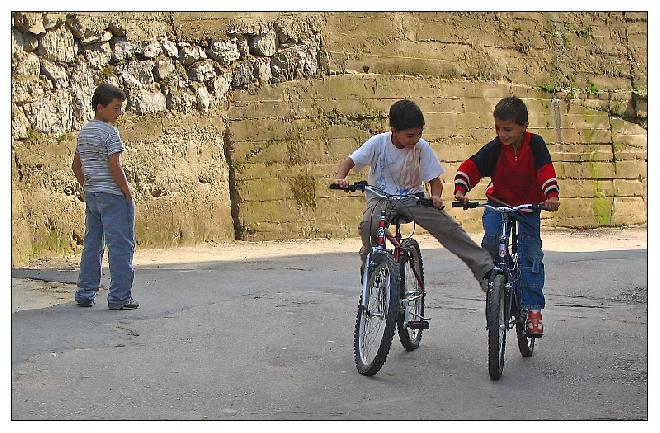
xmin=329 ymin=181 xmax=435 ymax=376
xmin=452 ymin=199 xmax=547 ymax=380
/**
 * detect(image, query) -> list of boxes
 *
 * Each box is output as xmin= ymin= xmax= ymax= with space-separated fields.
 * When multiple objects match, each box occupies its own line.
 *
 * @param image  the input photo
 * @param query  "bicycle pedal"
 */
xmin=407 ymin=320 xmax=429 ymax=330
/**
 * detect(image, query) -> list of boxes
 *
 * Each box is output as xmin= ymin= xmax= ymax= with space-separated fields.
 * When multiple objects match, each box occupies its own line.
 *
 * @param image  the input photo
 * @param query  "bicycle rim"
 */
xmin=359 ymin=266 xmax=390 ymax=365
xmin=354 ymin=255 xmax=399 ymax=375
xmin=486 ymin=274 xmax=507 ymax=380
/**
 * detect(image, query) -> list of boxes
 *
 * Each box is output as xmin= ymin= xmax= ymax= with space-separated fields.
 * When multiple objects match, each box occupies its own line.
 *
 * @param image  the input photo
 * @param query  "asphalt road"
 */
xmin=11 ymin=244 xmax=647 ymax=420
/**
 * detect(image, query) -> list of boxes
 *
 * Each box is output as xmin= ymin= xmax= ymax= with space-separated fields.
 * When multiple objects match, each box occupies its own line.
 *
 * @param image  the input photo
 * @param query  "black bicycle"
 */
xmin=453 ymin=200 xmax=547 ymax=380
xmin=330 ymin=181 xmax=434 ymax=376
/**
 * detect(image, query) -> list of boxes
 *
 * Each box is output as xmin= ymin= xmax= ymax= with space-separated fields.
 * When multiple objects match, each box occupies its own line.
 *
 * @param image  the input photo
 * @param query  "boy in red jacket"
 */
xmin=454 ymin=96 xmax=560 ymax=336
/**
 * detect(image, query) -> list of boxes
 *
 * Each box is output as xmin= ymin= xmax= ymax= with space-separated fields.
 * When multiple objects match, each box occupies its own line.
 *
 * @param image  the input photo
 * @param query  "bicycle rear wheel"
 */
xmin=354 ymin=253 xmax=400 ymax=376
xmin=486 ymin=274 xmax=507 ymax=380
xmin=516 ymin=310 xmax=535 ymax=357
xmin=397 ymin=238 xmax=425 ymax=351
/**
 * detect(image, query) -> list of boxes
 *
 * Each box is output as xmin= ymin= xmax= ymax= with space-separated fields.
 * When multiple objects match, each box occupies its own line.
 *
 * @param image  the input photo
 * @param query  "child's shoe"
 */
xmin=526 ymin=309 xmax=543 ymax=336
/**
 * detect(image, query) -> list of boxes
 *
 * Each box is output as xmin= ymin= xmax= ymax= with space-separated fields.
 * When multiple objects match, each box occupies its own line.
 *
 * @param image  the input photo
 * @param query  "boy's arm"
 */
xmin=71 ymin=153 xmax=84 ymax=186
xmin=334 ymin=157 xmax=355 ymax=188
xmin=428 ymin=177 xmax=444 ymax=209
xmin=108 ymin=152 xmax=133 ymax=201
xmin=530 ymin=136 xmax=560 ymax=211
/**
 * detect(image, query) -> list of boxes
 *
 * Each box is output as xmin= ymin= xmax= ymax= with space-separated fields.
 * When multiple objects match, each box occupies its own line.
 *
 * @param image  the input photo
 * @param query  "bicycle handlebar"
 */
xmin=452 ymin=201 xmax=546 ymax=212
xmin=329 ymin=181 xmax=367 ymax=192
xmin=329 ymin=181 xmax=435 ymax=207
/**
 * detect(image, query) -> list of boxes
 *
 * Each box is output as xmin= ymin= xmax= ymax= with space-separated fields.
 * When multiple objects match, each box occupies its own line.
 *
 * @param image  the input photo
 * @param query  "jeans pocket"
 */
xmin=531 ymin=250 xmax=544 ymax=273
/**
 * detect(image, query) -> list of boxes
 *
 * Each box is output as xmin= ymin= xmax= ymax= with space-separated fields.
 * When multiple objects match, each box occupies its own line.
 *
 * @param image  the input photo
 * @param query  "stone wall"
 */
xmin=11 ymin=12 xmax=647 ymax=264
xmin=228 ymin=76 xmax=647 ymax=238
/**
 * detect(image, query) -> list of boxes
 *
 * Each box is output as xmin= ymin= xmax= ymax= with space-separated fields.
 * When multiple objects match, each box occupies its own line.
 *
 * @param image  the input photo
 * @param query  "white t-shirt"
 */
xmin=349 ymin=131 xmax=445 ymax=200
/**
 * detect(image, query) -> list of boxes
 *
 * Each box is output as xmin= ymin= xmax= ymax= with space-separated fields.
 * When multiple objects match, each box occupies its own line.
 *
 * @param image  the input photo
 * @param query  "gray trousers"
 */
xmin=359 ymin=197 xmax=493 ymax=283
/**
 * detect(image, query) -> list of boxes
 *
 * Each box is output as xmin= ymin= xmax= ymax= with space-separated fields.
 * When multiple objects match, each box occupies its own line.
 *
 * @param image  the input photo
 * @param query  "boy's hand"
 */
xmin=454 ymin=190 xmax=468 ymax=204
xmin=334 ymin=178 xmax=349 ymax=188
xmin=544 ymin=196 xmax=560 ymax=211
xmin=431 ymin=195 xmax=444 ymax=209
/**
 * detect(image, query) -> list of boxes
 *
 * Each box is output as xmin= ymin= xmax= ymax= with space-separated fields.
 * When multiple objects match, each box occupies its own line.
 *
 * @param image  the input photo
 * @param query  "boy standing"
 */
xmin=454 ymin=96 xmax=560 ymax=336
xmin=334 ymin=99 xmax=494 ymax=290
xmin=71 ymin=83 xmax=139 ymax=310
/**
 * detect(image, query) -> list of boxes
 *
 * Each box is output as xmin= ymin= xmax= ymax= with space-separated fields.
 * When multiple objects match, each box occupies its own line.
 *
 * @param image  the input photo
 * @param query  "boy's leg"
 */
xmin=358 ymin=198 xmax=390 ymax=264
xmin=515 ymin=211 xmax=545 ymax=310
xmin=403 ymin=200 xmax=493 ymax=282
xmin=481 ymin=206 xmax=504 ymax=261
xmin=97 ymin=192 xmax=136 ymax=308
xmin=76 ymin=192 xmax=103 ymax=305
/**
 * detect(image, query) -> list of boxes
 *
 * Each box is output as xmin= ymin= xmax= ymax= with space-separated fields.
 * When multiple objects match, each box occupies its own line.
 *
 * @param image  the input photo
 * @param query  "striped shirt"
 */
xmin=76 ymin=119 xmax=125 ymax=196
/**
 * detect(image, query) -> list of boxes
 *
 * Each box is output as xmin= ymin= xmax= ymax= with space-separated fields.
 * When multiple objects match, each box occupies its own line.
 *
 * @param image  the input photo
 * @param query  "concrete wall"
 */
xmin=11 ymin=12 xmax=647 ymax=264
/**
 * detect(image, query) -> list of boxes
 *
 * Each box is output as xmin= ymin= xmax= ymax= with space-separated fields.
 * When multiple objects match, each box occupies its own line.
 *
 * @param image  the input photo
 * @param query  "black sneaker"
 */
xmin=480 ymin=268 xmax=494 ymax=293
xmin=76 ymin=299 xmax=94 ymax=307
xmin=108 ymin=298 xmax=139 ymax=310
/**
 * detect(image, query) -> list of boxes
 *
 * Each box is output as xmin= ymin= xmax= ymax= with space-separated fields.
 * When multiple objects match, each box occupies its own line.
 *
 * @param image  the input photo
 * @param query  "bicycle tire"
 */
xmin=516 ymin=316 xmax=535 ymax=357
xmin=354 ymin=253 xmax=400 ymax=376
xmin=397 ymin=238 xmax=425 ymax=351
xmin=486 ymin=273 xmax=507 ymax=380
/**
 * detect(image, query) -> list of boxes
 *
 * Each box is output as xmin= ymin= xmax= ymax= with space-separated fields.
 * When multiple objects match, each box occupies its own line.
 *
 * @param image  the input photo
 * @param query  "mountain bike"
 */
xmin=452 ymin=200 xmax=546 ymax=380
xmin=330 ymin=181 xmax=435 ymax=376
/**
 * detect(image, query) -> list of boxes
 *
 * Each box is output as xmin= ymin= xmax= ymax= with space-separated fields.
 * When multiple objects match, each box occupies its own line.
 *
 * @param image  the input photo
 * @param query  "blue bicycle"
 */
xmin=453 ymin=200 xmax=547 ymax=380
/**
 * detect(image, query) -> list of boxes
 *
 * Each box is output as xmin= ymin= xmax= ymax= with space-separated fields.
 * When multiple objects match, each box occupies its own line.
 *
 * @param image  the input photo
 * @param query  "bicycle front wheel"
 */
xmin=397 ymin=238 xmax=425 ymax=351
xmin=354 ymin=253 xmax=400 ymax=376
xmin=486 ymin=274 xmax=507 ymax=380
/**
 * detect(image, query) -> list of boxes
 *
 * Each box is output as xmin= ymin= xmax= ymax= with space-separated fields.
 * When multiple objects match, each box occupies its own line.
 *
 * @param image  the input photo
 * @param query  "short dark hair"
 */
xmin=493 ymin=96 xmax=528 ymax=125
xmin=389 ymin=99 xmax=425 ymax=130
xmin=92 ymin=83 xmax=126 ymax=111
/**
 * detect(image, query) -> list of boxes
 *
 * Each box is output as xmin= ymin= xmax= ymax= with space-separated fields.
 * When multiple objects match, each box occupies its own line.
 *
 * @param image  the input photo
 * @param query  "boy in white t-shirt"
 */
xmin=334 ymin=99 xmax=494 ymax=290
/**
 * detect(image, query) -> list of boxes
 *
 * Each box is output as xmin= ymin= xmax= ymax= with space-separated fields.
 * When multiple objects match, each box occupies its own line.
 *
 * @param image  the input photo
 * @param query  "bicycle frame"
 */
xmin=481 ymin=202 xmax=542 ymax=331
xmin=361 ymin=204 xmax=426 ymax=317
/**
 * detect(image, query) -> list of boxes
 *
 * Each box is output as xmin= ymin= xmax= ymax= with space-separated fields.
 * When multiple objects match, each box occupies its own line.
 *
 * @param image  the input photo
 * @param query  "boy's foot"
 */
xmin=108 ymin=298 xmax=140 ymax=310
xmin=76 ymin=299 xmax=94 ymax=307
xmin=479 ymin=268 xmax=493 ymax=293
xmin=526 ymin=309 xmax=543 ymax=335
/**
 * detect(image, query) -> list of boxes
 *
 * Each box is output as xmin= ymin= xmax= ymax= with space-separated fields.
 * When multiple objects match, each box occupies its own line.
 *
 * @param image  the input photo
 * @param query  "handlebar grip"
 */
xmin=452 ymin=201 xmax=479 ymax=208
xmin=329 ymin=183 xmax=344 ymax=190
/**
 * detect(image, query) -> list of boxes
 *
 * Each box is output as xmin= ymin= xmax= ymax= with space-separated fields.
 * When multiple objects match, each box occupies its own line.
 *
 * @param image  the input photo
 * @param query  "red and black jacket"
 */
xmin=454 ymin=132 xmax=559 ymax=206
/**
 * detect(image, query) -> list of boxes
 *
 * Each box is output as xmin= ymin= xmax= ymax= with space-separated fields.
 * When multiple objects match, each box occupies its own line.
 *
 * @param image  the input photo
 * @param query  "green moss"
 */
xmin=286 ymin=131 xmax=306 ymax=166
xmin=31 ymin=230 xmax=73 ymax=257
xmin=289 ymin=171 xmax=316 ymax=208
xmin=583 ymin=128 xmax=594 ymax=144
xmin=24 ymin=129 xmax=41 ymax=148
xmin=95 ymin=65 xmax=117 ymax=86
xmin=575 ymin=27 xmax=591 ymax=38
xmin=537 ymin=82 xmax=559 ymax=93
xmin=592 ymin=194 xmax=612 ymax=226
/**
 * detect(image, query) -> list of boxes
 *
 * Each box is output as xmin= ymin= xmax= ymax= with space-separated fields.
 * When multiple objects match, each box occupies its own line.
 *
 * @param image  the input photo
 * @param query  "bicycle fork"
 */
xmin=359 ymin=210 xmax=389 ymax=316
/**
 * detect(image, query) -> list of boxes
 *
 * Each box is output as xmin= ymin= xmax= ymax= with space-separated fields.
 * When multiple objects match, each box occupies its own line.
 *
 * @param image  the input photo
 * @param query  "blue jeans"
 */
xmin=76 ymin=192 xmax=135 ymax=307
xmin=481 ymin=205 xmax=545 ymax=310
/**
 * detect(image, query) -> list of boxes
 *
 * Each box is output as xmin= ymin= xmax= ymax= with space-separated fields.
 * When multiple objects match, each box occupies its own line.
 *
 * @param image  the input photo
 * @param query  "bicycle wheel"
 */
xmin=486 ymin=273 xmax=507 ymax=380
xmin=354 ymin=253 xmax=400 ymax=376
xmin=397 ymin=238 xmax=425 ymax=351
xmin=516 ymin=311 xmax=535 ymax=357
